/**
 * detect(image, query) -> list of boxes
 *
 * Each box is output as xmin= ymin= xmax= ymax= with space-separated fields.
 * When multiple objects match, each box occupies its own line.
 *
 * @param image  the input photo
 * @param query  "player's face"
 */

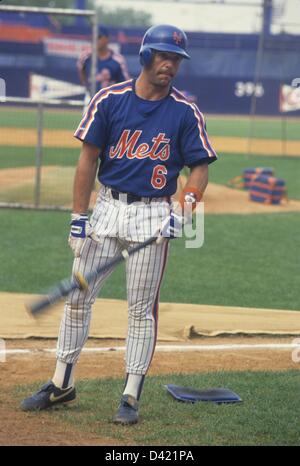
xmin=148 ymin=51 xmax=183 ymax=87
xmin=97 ymin=36 xmax=109 ymax=53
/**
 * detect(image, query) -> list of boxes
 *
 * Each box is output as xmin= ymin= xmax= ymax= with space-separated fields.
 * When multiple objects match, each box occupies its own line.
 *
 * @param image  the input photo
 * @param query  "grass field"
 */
xmin=1 ymin=150 xmax=299 ymax=202
xmin=1 ymin=153 xmax=299 ymax=203
xmin=0 ymin=108 xmax=299 ymax=206
xmin=1 ymin=209 xmax=299 ymax=310
xmin=0 ymin=146 xmax=79 ymax=169
xmin=202 ymin=152 xmax=300 ymax=199
xmin=0 ymin=110 xmax=299 ymax=307
xmin=0 ymin=107 xmax=82 ymax=130
xmin=206 ymin=115 xmax=300 ymax=141
xmin=15 ymin=371 xmax=300 ymax=445
xmin=1 ymin=106 xmax=300 ymax=140
xmin=1 ymin=109 xmax=299 ymax=447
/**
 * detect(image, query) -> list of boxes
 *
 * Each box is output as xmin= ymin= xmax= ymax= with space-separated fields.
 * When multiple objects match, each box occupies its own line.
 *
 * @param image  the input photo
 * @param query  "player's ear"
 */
xmin=139 ymin=48 xmax=153 ymax=67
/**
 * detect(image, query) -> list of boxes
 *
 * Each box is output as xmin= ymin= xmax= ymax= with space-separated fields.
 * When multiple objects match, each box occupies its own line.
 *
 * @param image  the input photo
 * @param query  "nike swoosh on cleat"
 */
xmin=49 ymin=387 xmax=74 ymax=403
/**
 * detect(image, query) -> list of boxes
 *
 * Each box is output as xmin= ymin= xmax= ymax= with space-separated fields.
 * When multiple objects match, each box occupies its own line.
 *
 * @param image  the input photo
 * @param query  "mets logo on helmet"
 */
xmin=173 ymin=31 xmax=183 ymax=45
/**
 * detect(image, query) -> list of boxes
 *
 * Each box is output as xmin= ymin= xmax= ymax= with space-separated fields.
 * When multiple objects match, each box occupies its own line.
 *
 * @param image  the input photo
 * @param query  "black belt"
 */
xmin=111 ymin=189 xmax=150 ymax=204
xmin=110 ymin=188 xmax=169 ymax=205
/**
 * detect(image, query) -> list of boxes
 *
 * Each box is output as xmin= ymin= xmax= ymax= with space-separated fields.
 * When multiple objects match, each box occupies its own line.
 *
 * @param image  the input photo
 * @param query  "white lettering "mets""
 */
xmin=109 ymin=130 xmax=170 ymax=161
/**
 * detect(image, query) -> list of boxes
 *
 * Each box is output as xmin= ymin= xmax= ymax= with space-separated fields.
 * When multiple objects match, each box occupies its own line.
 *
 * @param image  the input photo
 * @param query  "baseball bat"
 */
xmin=26 ymin=234 xmax=158 ymax=317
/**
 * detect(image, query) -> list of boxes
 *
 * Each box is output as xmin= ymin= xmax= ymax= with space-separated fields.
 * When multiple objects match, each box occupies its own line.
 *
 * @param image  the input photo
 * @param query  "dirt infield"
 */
xmin=1 ymin=165 xmax=300 ymax=213
xmin=0 ymin=166 xmax=57 ymax=189
xmin=1 ymin=127 xmax=300 ymax=156
xmin=2 ymin=293 xmax=298 ymax=445
xmin=202 ymin=182 xmax=300 ymax=214
xmin=0 ymin=128 xmax=79 ymax=149
xmin=0 ymin=142 xmax=299 ymax=444
xmin=0 ymin=336 xmax=298 ymax=446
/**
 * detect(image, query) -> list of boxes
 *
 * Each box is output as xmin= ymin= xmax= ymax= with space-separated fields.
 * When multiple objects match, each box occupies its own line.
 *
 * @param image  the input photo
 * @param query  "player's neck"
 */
xmin=98 ymin=48 xmax=111 ymax=60
xmin=135 ymin=75 xmax=170 ymax=101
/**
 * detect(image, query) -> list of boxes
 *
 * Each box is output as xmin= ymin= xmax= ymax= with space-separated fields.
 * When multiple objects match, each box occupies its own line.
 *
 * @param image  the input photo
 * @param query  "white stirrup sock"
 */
xmin=123 ymin=374 xmax=145 ymax=400
xmin=52 ymin=360 xmax=75 ymax=389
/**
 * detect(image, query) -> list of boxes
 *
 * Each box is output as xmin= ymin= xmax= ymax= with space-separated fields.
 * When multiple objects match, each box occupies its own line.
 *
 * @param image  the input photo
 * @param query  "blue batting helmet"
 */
xmin=139 ymin=24 xmax=190 ymax=66
xmin=98 ymin=25 xmax=109 ymax=37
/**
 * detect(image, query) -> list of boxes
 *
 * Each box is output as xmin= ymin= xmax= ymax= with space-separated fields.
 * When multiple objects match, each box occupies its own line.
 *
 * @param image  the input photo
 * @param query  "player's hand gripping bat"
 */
xmin=26 ymin=234 xmax=158 ymax=317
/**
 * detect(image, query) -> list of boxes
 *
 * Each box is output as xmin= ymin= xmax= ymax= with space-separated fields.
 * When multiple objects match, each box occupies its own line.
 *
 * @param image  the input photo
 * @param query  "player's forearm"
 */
xmin=73 ymin=159 xmax=98 ymax=213
xmin=78 ymin=68 xmax=88 ymax=87
xmin=177 ymin=163 xmax=208 ymax=214
xmin=185 ymin=163 xmax=208 ymax=196
xmin=72 ymin=144 xmax=99 ymax=213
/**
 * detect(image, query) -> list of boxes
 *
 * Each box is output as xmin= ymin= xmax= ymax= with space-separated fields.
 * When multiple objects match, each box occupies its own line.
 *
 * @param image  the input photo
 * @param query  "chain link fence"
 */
xmin=0 ymin=5 xmax=98 ymax=210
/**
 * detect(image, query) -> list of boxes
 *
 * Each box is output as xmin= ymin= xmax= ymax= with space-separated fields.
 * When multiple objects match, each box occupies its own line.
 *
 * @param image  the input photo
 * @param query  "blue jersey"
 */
xmin=74 ymin=79 xmax=217 ymax=197
xmin=77 ymin=49 xmax=130 ymax=94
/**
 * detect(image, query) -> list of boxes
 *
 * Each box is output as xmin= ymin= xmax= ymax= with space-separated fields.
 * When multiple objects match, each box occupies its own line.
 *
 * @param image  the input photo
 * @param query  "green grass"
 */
xmin=15 ymin=371 xmax=300 ymax=445
xmin=167 ymin=212 xmax=300 ymax=310
xmin=1 ymin=210 xmax=299 ymax=310
xmin=208 ymin=152 xmax=300 ymax=200
xmin=206 ymin=115 xmax=300 ymax=140
xmin=0 ymin=107 xmax=82 ymax=130
xmin=1 ymin=111 xmax=299 ymax=206
xmin=0 ymin=146 xmax=79 ymax=169
xmin=0 ymin=147 xmax=79 ymax=206
xmin=0 ymin=150 xmax=299 ymax=207
xmin=0 ymin=166 xmax=76 ymax=206
xmin=1 ymin=108 xmax=299 ymax=140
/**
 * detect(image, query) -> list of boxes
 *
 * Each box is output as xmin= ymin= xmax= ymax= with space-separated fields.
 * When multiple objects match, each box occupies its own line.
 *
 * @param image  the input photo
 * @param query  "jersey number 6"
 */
xmin=151 ymin=165 xmax=167 ymax=190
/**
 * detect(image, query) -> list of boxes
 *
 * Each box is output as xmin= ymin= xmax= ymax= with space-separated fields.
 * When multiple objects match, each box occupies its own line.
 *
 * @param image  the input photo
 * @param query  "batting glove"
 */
xmin=68 ymin=213 xmax=100 ymax=257
xmin=156 ymin=211 xmax=185 ymax=244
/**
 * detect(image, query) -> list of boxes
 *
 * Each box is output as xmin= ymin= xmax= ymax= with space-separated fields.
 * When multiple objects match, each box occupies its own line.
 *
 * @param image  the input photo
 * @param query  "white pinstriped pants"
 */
xmin=56 ymin=186 xmax=170 ymax=375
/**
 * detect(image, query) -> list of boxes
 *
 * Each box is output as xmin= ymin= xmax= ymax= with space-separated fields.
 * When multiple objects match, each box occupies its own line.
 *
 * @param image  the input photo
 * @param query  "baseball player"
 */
xmin=21 ymin=24 xmax=217 ymax=425
xmin=77 ymin=25 xmax=130 ymax=108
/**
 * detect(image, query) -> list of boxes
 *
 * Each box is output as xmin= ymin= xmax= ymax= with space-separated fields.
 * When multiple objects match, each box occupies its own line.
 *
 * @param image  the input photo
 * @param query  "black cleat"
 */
xmin=20 ymin=380 xmax=76 ymax=411
xmin=113 ymin=394 xmax=139 ymax=425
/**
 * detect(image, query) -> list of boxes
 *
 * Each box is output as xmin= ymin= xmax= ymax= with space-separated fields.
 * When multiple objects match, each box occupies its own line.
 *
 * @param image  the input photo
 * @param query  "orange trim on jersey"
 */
xmin=170 ymin=91 xmax=217 ymax=160
xmin=171 ymin=91 xmax=216 ymax=159
xmin=74 ymin=80 xmax=133 ymax=140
